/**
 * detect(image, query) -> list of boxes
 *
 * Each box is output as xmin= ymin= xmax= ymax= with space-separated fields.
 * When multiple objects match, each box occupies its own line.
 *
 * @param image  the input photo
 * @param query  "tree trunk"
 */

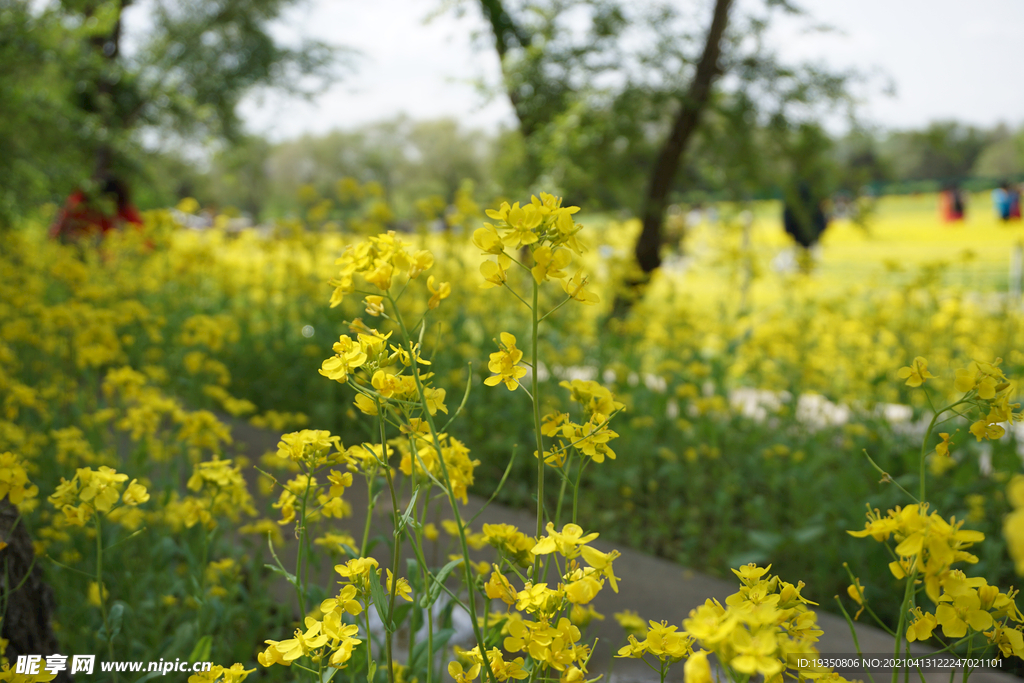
xmin=477 ymin=0 xmax=544 ymax=182
xmin=0 ymin=500 xmax=70 ymax=682
xmin=633 ymin=0 xmax=733 ymax=275
xmin=89 ymin=1 xmax=128 ymax=181
xmin=478 ymin=0 xmax=531 ymax=132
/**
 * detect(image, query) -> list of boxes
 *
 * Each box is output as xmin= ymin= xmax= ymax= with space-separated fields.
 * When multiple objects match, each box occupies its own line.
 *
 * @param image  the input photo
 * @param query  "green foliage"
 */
xmin=884 ymin=121 xmax=992 ymax=183
xmin=0 ymin=0 xmax=341 ymax=225
xmin=456 ymin=0 xmax=858 ymax=210
xmin=972 ymin=125 xmax=1024 ymax=179
xmin=242 ymin=117 xmax=495 ymax=221
xmin=0 ymin=2 xmax=92 ymax=226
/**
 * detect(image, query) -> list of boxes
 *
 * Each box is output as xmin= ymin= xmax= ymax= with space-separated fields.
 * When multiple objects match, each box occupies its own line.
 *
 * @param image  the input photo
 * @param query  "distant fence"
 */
xmin=866 ymin=174 xmax=1024 ymax=197
xmin=673 ymin=174 xmax=1024 ymax=205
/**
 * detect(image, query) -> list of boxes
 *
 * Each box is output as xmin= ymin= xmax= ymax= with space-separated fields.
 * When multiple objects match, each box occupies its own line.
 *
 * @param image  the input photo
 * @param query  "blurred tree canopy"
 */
xmin=0 ymin=1 xmax=89 ymax=224
xmin=0 ymin=0 xmax=340 ymax=227
xmin=193 ymin=116 xmax=495 ymax=221
xmin=160 ymin=114 xmax=1023 ymax=230
xmin=883 ymin=121 xmax=989 ymax=182
xmin=972 ymin=126 xmax=1024 ymax=178
xmin=452 ymin=0 xmax=855 ymax=277
xmin=5 ymin=0 xmax=1022 ymax=234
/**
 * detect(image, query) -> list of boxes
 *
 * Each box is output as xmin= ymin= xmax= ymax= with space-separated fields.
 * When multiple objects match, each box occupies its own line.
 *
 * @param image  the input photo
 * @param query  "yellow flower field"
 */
xmin=1 ymin=189 xmax=1024 ymax=683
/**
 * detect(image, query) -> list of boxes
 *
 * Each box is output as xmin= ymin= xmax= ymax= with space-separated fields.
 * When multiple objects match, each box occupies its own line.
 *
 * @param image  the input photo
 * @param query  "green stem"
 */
xmin=385 ymin=292 xmax=497 ymax=683
xmin=918 ymin=396 xmax=970 ymax=503
xmin=892 ymin=569 xmax=918 ymax=683
xmin=537 ymin=295 xmax=573 ymax=323
xmin=361 ymin=472 xmax=376 ymax=558
xmin=919 ymin=411 xmax=940 ymax=503
xmin=553 ymin=466 xmax=569 ymax=528
xmin=572 ymin=460 xmax=587 ymax=525
xmin=862 ymin=450 xmax=919 ymax=503
xmin=962 ymin=638 xmax=973 ymax=683
xmin=199 ymin=510 xmax=212 ymax=611
xmin=467 ymin=447 xmax=519 ymax=527
xmin=833 ymin=596 xmax=876 ymax=683
xmin=501 ymin=281 xmax=533 ymax=311
xmin=413 ymin=488 xmax=433 ymax=683
xmin=841 ymin=563 xmax=896 ymax=636
xmin=364 ymin=599 xmax=374 ymax=681
xmin=95 ymin=515 xmax=117 ymax=683
xmin=531 ymin=278 xmax=546 ymax=579
xmin=377 ymin=403 xmax=401 ymax=683
xmin=296 ymin=474 xmax=312 ymax=618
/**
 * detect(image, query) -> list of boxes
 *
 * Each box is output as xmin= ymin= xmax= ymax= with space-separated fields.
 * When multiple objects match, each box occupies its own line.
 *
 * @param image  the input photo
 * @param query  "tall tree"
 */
xmin=454 ymin=0 xmax=854 ymax=281
xmin=471 ymin=0 xmax=626 ymax=184
xmin=0 ymin=0 xmax=341 ymax=224
xmin=634 ymin=0 xmax=731 ymax=273
xmin=0 ymin=2 xmax=90 ymax=227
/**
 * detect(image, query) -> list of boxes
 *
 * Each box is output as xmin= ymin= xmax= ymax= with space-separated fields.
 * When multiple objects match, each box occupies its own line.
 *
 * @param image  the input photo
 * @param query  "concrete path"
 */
xmin=226 ymin=421 xmax=1019 ymax=683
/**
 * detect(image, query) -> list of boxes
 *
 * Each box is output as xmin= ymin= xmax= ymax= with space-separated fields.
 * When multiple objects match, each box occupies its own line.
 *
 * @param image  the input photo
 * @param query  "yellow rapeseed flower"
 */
xmin=485 ymin=333 xmax=527 ymax=391
xmin=532 ymin=522 xmax=599 ymax=558
xmin=896 ymin=356 xmax=936 ymax=387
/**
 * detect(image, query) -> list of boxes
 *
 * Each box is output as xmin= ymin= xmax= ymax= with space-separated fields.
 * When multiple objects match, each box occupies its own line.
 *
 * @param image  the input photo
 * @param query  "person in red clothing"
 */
xmin=49 ymin=176 xmax=144 ymax=242
xmin=938 ymin=184 xmax=966 ymax=223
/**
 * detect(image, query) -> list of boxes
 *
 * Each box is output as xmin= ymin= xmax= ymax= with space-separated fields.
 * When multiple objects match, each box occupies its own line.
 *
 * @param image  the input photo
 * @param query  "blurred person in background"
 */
xmin=940 ymin=184 xmax=966 ymax=222
xmin=782 ymin=182 xmax=829 ymax=249
xmin=775 ymin=182 xmax=830 ymax=274
xmin=993 ymin=182 xmax=1012 ymax=221
xmin=49 ymin=176 xmax=143 ymax=243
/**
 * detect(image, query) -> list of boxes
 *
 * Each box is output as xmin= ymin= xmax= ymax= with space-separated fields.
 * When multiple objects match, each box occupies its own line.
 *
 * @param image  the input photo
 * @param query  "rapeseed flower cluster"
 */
xmin=616 ymin=564 xmax=847 ymax=683
xmin=395 ymin=433 xmax=479 ymax=504
xmin=457 ymin=521 xmax=619 ymax=680
xmin=47 ymin=466 xmax=148 ymax=527
xmin=541 ymin=380 xmax=624 ymax=465
xmin=473 ymin=194 xmax=596 ymax=303
xmin=898 ymin=568 xmax=1024 ymax=658
xmin=320 ymin=326 xmax=449 ymax=422
xmin=180 ymin=457 xmax=257 ymax=525
xmin=0 ymin=450 xmax=39 ymax=510
xmin=849 ymin=503 xmax=984 ymax=602
xmin=188 ymin=663 xmax=255 ymax=683
xmin=258 ymin=611 xmax=363 ymax=669
xmin=328 ymin=230 xmax=447 ymax=307
xmin=832 ymin=354 xmax=1024 ymax=674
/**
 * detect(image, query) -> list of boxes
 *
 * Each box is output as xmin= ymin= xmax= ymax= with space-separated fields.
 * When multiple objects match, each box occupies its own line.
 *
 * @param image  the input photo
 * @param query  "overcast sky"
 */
xmin=239 ymin=0 xmax=1024 ymax=142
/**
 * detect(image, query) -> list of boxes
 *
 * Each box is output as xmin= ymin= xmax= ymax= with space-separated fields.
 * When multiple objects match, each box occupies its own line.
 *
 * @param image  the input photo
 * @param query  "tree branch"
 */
xmin=635 ymin=0 xmax=733 ymax=273
xmin=478 ymin=0 xmax=531 ymax=59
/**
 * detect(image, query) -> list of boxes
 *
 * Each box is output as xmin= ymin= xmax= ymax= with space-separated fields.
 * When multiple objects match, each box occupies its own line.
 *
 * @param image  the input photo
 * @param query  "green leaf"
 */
xmin=793 ymin=525 xmax=824 ymax=544
xmin=398 ymin=490 xmax=419 ymax=532
xmin=108 ymin=602 xmax=124 ymax=639
xmin=748 ymin=530 xmax=782 ymax=551
xmin=392 ymin=603 xmax=413 ymax=628
xmin=410 ymin=628 xmax=455 ymax=671
xmin=420 ymin=558 xmax=463 ymax=609
xmin=406 ymin=558 xmax=422 ymax=590
xmin=367 ymin=660 xmax=377 ymax=683
xmin=369 ymin=571 xmax=395 ymax=632
xmin=322 ymin=667 xmax=339 ymax=683
xmin=265 ymin=563 xmax=299 ymax=587
xmin=189 ymin=635 xmax=213 ymax=664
